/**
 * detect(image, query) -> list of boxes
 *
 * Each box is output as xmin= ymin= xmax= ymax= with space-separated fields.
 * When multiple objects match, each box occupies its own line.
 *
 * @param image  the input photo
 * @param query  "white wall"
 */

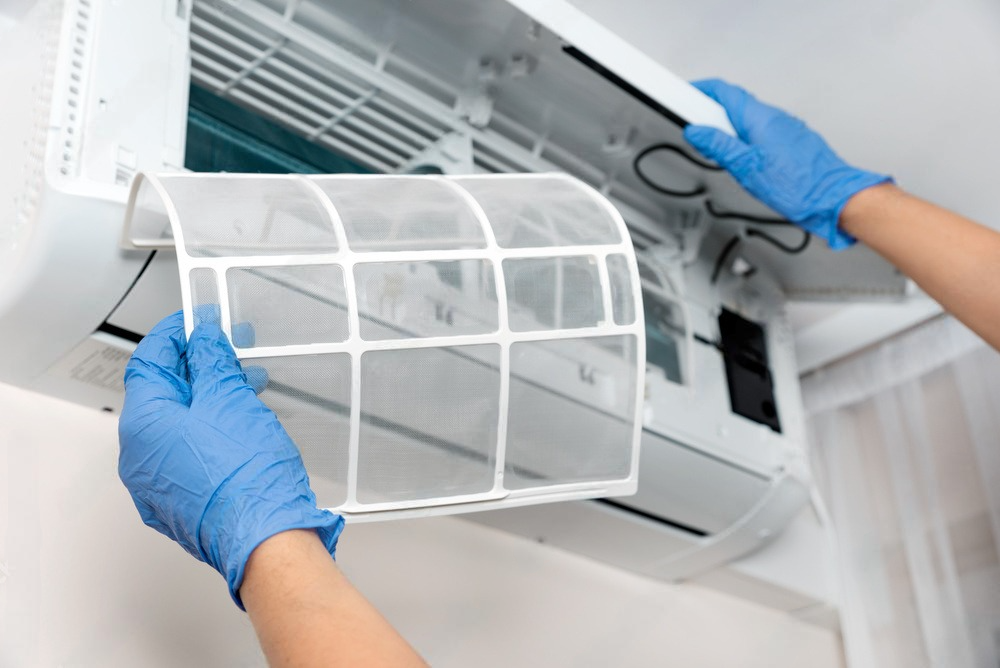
xmin=0 ymin=382 xmax=843 ymax=667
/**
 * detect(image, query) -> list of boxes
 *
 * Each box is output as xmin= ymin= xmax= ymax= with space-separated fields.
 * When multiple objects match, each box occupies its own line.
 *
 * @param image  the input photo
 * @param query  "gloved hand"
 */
xmin=683 ymin=79 xmax=891 ymax=250
xmin=118 ymin=310 xmax=343 ymax=609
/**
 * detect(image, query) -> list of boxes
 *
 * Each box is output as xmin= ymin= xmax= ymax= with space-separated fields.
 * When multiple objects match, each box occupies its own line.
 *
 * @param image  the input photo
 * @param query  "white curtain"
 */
xmin=802 ymin=315 xmax=1000 ymax=668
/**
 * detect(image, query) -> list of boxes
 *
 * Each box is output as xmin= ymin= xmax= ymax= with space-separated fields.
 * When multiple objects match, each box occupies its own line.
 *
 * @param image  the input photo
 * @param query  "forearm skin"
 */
xmin=841 ymin=184 xmax=1000 ymax=353
xmin=241 ymin=529 xmax=428 ymax=668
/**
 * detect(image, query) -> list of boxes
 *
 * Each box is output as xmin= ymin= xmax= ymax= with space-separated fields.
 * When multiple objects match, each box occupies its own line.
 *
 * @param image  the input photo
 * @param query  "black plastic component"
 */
xmin=717 ymin=309 xmax=782 ymax=433
xmin=596 ymin=498 xmax=709 ymax=538
xmin=96 ymin=322 xmax=144 ymax=344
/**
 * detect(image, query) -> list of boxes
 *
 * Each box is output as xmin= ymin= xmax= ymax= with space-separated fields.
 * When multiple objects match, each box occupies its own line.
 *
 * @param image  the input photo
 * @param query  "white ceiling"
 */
xmin=570 ymin=0 xmax=1000 ymax=228
xmin=570 ymin=0 xmax=1000 ymax=369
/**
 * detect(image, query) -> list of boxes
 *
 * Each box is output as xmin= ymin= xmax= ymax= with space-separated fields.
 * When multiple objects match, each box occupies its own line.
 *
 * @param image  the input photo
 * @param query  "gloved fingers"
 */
xmin=231 ymin=321 xmax=256 ymax=349
xmin=683 ymin=125 xmax=754 ymax=172
xmin=691 ymin=78 xmax=785 ymax=144
xmin=175 ymin=302 xmax=265 ymax=397
xmin=186 ymin=321 xmax=255 ymax=404
xmin=691 ymin=77 xmax=748 ymax=100
xmin=188 ymin=304 xmax=264 ymax=393
xmin=188 ymin=302 xmax=257 ymax=350
xmin=191 ymin=304 xmax=254 ymax=348
xmin=192 ymin=303 xmax=221 ymax=327
xmin=691 ymin=79 xmax=803 ymax=144
xmin=230 ymin=322 xmax=267 ymax=393
xmin=230 ymin=320 xmax=268 ymax=393
xmin=691 ymin=78 xmax=752 ymax=120
xmin=243 ymin=366 xmax=269 ymax=394
xmin=124 ymin=310 xmax=191 ymax=405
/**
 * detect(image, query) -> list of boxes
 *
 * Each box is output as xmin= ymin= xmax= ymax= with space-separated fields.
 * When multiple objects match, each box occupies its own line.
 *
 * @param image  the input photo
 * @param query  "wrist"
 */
xmin=244 ymin=529 xmax=326 ymax=583
xmin=839 ymin=182 xmax=905 ymax=238
xmin=241 ymin=528 xmax=347 ymax=617
xmin=240 ymin=529 xmax=340 ymax=622
xmin=199 ymin=462 xmax=345 ymax=610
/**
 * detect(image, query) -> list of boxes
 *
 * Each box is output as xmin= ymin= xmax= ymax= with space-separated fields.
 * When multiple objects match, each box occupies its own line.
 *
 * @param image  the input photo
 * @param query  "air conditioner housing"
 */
xmin=1 ymin=0 xmax=904 ymax=607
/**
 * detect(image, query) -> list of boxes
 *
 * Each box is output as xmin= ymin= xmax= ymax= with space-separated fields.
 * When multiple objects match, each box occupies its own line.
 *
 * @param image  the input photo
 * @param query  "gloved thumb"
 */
xmin=187 ymin=322 xmax=253 ymax=403
xmin=683 ymin=125 xmax=752 ymax=172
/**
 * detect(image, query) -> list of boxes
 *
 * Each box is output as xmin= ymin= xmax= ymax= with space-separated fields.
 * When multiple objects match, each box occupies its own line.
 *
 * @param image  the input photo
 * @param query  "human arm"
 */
xmin=242 ymin=529 xmax=427 ymax=668
xmin=117 ymin=312 xmax=425 ymax=665
xmin=683 ymin=78 xmax=1000 ymax=352
xmin=840 ymin=183 xmax=1000 ymax=352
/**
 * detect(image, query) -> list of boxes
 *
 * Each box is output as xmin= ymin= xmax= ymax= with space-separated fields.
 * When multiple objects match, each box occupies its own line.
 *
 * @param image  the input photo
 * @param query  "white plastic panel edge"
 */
xmin=505 ymin=0 xmax=736 ymax=134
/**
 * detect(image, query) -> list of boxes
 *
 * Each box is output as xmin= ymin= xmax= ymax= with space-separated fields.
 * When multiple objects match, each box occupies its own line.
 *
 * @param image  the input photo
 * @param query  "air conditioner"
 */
xmin=1 ymin=0 xmax=905 ymax=598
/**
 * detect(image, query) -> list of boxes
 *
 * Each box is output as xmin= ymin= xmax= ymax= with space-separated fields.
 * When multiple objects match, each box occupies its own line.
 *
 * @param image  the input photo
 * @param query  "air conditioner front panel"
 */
xmin=186 ymin=0 xmax=906 ymax=299
xmin=104 ymin=250 xmax=184 ymax=336
xmin=0 ymin=0 xmax=190 ymax=389
xmin=623 ymin=430 xmax=772 ymax=535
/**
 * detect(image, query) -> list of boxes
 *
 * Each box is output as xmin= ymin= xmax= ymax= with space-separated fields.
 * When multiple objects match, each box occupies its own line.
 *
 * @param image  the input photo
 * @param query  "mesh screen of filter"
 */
xmin=314 ymin=177 xmax=487 ymax=252
xmin=253 ymin=354 xmax=352 ymax=508
xmin=503 ymin=256 xmax=604 ymax=331
xmin=504 ymin=335 xmax=637 ymax=489
xmin=454 ymin=177 xmax=620 ymax=248
xmin=161 ymin=176 xmax=339 ymax=257
xmin=355 ymin=260 xmax=498 ymax=340
xmin=356 ymin=345 xmax=501 ymax=504
xmin=606 ymin=254 xmax=636 ymax=326
xmin=227 ymin=264 xmax=350 ymax=348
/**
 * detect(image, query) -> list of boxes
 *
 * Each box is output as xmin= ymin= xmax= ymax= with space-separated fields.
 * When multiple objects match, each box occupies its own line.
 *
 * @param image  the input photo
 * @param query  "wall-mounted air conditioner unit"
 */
xmin=1 ymin=0 xmax=905 ymax=589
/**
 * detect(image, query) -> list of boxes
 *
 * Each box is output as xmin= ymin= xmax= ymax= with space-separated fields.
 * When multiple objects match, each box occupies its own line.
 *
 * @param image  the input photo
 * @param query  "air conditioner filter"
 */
xmin=124 ymin=172 xmax=644 ymax=520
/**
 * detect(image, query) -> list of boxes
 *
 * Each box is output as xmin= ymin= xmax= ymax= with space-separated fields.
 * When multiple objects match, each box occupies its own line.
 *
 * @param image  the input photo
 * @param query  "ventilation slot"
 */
xmin=190 ymin=2 xmax=454 ymax=173
xmin=60 ymin=0 xmax=92 ymax=177
xmin=186 ymin=0 xmax=669 ymax=248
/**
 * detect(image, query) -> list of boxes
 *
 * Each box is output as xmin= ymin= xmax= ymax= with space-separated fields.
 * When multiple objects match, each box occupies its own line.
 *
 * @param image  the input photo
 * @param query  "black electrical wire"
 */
xmin=632 ymin=141 xmax=792 ymax=226
xmin=635 ymin=142 xmax=724 ymax=172
xmin=746 ymin=227 xmax=812 ymax=254
xmin=710 ymin=228 xmax=812 ymax=285
xmin=710 ymin=235 xmax=743 ymax=285
xmin=703 ymin=199 xmax=791 ymax=226
xmin=633 ymin=140 xmax=814 ymax=284
xmin=632 ymin=143 xmax=721 ymax=198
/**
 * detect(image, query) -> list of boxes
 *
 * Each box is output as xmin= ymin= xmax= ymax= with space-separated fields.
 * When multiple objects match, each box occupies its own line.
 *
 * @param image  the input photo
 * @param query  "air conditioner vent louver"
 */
xmin=190 ymin=2 xmax=454 ymax=173
xmin=187 ymin=0 xmax=674 ymax=249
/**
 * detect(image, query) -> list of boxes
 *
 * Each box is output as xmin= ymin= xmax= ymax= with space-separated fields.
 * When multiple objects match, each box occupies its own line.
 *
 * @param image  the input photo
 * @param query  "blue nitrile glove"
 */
xmin=683 ymin=79 xmax=892 ymax=250
xmin=118 ymin=310 xmax=343 ymax=609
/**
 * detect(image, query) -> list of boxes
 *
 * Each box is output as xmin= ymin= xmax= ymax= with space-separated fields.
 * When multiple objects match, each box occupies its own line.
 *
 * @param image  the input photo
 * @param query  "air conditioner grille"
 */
xmin=188 ymin=0 xmax=671 ymax=246
xmin=191 ymin=2 xmax=453 ymax=173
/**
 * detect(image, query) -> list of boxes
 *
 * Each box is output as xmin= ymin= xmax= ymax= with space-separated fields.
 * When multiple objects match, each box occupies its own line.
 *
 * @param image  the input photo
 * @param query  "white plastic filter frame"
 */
xmin=123 ymin=172 xmax=645 ymax=521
